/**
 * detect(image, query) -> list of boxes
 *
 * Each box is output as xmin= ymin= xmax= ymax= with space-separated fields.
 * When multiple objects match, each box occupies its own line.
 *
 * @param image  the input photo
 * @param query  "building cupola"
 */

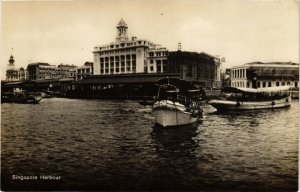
xmin=116 ymin=18 xmax=129 ymax=42
xmin=9 ymin=55 xmax=15 ymax=66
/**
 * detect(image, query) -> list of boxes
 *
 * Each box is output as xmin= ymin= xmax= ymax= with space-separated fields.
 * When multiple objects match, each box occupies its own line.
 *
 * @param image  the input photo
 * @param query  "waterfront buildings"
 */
xmin=92 ymin=19 xmax=222 ymax=87
xmin=230 ymin=62 xmax=299 ymax=89
xmin=27 ymin=63 xmax=76 ymax=81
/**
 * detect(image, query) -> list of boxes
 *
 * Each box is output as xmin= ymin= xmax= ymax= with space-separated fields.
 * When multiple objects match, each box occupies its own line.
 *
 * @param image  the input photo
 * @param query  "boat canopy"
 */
xmin=158 ymin=77 xmax=198 ymax=93
xmin=223 ymin=86 xmax=291 ymax=93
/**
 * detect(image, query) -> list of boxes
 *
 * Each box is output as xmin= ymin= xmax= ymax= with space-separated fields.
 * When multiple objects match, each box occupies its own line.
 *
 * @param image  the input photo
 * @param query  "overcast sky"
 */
xmin=1 ymin=0 xmax=299 ymax=80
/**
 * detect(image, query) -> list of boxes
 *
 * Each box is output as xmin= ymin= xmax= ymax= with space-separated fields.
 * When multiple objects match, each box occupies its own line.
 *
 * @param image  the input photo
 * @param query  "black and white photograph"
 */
xmin=1 ymin=0 xmax=299 ymax=191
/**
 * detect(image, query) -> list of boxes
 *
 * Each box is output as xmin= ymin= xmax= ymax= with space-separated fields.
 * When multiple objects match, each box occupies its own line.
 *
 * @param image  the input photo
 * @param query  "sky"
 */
xmin=1 ymin=0 xmax=299 ymax=80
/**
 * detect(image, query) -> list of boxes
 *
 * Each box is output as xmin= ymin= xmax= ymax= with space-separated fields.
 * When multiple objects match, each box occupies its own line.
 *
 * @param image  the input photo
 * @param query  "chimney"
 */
xmin=178 ymin=42 xmax=181 ymax=51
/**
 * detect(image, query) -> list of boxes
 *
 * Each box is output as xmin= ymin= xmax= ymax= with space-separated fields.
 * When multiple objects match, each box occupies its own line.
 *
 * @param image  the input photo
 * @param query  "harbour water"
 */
xmin=1 ymin=98 xmax=298 ymax=191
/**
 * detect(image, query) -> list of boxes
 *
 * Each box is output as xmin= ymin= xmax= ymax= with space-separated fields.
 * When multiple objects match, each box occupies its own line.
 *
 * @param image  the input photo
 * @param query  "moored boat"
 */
xmin=208 ymin=86 xmax=291 ymax=111
xmin=41 ymin=91 xmax=54 ymax=98
xmin=152 ymin=78 xmax=202 ymax=127
xmin=2 ymin=91 xmax=42 ymax=104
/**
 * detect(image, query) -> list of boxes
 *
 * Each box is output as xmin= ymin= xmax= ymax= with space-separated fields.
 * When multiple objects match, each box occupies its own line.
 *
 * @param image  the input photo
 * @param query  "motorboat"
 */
xmin=208 ymin=86 xmax=291 ymax=111
xmin=41 ymin=91 xmax=54 ymax=98
xmin=152 ymin=78 xmax=202 ymax=127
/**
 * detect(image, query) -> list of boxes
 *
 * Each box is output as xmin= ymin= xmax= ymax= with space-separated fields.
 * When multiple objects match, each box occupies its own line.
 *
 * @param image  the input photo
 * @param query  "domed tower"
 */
xmin=8 ymin=55 xmax=15 ymax=69
xmin=116 ymin=18 xmax=129 ymax=42
xmin=6 ymin=55 xmax=19 ymax=81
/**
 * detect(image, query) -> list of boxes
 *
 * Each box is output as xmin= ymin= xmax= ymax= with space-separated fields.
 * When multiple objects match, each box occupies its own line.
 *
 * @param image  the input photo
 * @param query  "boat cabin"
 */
xmin=221 ymin=86 xmax=291 ymax=102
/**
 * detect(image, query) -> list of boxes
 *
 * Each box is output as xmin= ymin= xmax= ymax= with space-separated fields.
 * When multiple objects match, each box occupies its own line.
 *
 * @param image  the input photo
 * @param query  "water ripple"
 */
xmin=1 ymin=98 xmax=298 ymax=191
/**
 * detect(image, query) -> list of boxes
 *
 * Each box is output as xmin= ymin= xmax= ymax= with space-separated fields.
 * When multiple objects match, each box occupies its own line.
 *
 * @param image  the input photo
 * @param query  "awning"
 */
xmin=223 ymin=86 xmax=291 ymax=93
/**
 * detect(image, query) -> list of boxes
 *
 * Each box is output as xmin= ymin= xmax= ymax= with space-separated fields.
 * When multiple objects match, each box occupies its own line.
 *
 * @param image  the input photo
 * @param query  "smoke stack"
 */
xmin=178 ymin=42 xmax=181 ymax=51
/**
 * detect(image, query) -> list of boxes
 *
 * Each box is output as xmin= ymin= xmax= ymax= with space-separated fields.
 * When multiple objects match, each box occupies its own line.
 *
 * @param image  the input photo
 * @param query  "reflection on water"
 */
xmin=151 ymin=123 xmax=199 ymax=157
xmin=1 ymin=98 xmax=298 ymax=191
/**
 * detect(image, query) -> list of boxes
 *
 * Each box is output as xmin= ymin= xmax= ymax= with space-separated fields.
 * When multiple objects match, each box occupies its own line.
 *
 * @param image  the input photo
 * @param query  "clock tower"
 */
xmin=116 ymin=18 xmax=129 ymax=42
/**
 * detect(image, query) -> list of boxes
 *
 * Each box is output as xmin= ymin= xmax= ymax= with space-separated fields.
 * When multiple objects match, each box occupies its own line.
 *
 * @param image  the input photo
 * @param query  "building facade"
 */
xmin=18 ymin=67 xmax=27 ymax=81
xmin=76 ymin=62 xmax=94 ymax=80
xmin=27 ymin=63 xmax=76 ymax=81
xmin=167 ymin=51 xmax=222 ymax=87
xmin=93 ymin=19 xmax=164 ymax=75
xmin=146 ymin=47 xmax=168 ymax=73
xmin=27 ymin=63 xmax=55 ymax=80
xmin=230 ymin=62 xmax=299 ymax=89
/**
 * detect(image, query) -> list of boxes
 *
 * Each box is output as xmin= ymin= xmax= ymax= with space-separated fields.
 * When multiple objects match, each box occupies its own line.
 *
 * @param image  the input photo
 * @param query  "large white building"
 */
xmin=230 ymin=62 xmax=299 ymax=89
xmin=93 ymin=19 xmax=166 ymax=75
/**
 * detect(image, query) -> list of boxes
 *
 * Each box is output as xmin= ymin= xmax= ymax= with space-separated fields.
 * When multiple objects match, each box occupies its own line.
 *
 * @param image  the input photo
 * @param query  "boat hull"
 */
xmin=153 ymin=100 xmax=199 ymax=127
xmin=1 ymin=94 xmax=42 ymax=104
xmin=208 ymin=96 xmax=291 ymax=111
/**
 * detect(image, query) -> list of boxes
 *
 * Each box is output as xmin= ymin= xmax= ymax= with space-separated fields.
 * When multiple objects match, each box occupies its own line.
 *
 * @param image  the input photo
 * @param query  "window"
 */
xmin=276 ymin=81 xmax=280 ymax=86
xmin=187 ymin=65 xmax=192 ymax=76
xmin=295 ymin=82 xmax=298 ymax=87
xmin=246 ymin=81 xmax=250 ymax=88
xmin=287 ymin=82 xmax=290 ymax=85
xmin=262 ymin=82 xmax=266 ymax=88
xmin=150 ymin=66 xmax=154 ymax=71
xmin=282 ymin=82 xmax=285 ymax=86
xmin=163 ymin=65 xmax=167 ymax=72
xmin=157 ymin=60 xmax=161 ymax=65
xmin=150 ymin=60 xmax=153 ymax=64
xmin=257 ymin=82 xmax=261 ymax=88
xmin=157 ymin=65 xmax=161 ymax=73
xmin=268 ymin=82 xmax=272 ymax=87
